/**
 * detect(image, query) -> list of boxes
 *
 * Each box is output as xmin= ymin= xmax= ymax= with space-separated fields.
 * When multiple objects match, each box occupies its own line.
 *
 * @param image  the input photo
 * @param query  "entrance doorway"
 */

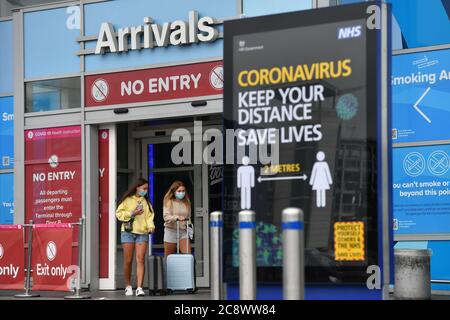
xmin=142 ymin=138 xmax=210 ymax=288
xmin=114 ymin=118 xmax=222 ymax=289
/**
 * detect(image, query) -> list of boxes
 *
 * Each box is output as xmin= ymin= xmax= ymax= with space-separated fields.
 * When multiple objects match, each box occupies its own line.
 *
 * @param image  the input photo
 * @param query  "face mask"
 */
xmin=175 ymin=192 xmax=185 ymax=200
xmin=138 ymin=190 xmax=147 ymax=197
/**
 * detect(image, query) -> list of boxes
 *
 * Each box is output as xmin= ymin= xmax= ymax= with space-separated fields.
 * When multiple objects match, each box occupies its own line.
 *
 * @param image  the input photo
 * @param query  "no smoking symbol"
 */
xmin=91 ymin=79 xmax=109 ymax=102
xmin=403 ymin=152 xmax=425 ymax=177
xmin=210 ymin=66 xmax=224 ymax=90
xmin=46 ymin=241 xmax=57 ymax=261
xmin=428 ymin=151 xmax=450 ymax=176
xmin=0 ymin=243 xmax=4 ymax=260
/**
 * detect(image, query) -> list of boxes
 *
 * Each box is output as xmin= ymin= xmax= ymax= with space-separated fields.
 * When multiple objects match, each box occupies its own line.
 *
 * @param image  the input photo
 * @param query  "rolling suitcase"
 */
xmin=147 ymin=234 xmax=166 ymax=296
xmin=166 ymin=220 xmax=196 ymax=294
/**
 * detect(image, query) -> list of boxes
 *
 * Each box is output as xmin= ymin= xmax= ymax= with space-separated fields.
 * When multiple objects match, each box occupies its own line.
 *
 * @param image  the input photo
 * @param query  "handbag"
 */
xmin=187 ymin=220 xmax=194 ymax=240
xmin=123 ymin=217 xmax=135 ymax=233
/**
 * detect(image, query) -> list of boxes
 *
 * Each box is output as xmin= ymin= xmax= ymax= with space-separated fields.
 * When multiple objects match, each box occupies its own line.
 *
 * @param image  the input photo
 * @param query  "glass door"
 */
xmin=142 ymin=137 xmax=210 ymax=288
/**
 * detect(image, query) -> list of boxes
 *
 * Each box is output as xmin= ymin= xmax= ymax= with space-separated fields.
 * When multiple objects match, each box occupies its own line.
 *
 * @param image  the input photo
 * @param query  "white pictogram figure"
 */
xmin=237 ymin=156 xmax=255 ymax=210
xmin=310 ymin=151 xmax=333 ymax=208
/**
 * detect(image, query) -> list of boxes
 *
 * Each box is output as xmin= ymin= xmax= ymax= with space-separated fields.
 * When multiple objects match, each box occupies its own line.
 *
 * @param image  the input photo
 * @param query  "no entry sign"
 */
xmin=85 ymin=61 xmax=223 ymax=107
xmin=25 ymin=126 xmax=82 ymax=228
xmin=32 ymin=224 xmax=73 ymax=291
xmin=0 ymin=225 xmax=24 ymax=290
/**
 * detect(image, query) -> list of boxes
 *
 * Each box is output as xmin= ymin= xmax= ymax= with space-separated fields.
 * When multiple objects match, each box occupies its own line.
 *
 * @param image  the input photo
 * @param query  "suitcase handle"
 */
xmin=176 ymin=219 xmax=189 ymax=254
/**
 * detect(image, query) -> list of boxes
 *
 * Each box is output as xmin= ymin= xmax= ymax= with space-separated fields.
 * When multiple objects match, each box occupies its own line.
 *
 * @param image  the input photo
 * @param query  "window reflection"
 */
xmin=25 ymin=77 xmax=81 ymax=113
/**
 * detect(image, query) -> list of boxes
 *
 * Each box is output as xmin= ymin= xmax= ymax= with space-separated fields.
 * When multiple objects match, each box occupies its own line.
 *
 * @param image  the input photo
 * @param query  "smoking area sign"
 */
xmin=223 ymin=2 xmax=390 ymax=284
xmin=392 ymin=48 xmax=450 ymax=144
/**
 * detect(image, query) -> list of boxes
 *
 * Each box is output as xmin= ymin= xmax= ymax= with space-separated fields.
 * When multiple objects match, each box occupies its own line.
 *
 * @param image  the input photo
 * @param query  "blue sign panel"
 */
xmin=393 ymin=145 xmax=450 ymax=235
xmin=0 ymin=173 xmax=14 ymax=224
xmin=0 ymin=97 xmax=13 ymax=170
xmin=392 ymin=49 xmax=450 ymax=143
xmin=243 ymin=0 xmax=311 ymax=17
xmin=0 ymin=20 xmax=13 ymax=93
xmin=84 ymin=0 xmax=237 ymax=72
xmin=24 ymin=6 xmax=80 ymax=79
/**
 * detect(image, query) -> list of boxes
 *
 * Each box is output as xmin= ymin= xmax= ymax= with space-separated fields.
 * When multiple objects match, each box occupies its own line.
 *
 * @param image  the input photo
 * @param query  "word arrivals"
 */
xmin=237 ymin=125 xmax=322 ymax=146
xmin=0 ymin=264 xmax=19 ymax=279
xmin=174 ymin=304 xmax=208 ymax=318
xmin=36 ymin=263 xmax=69 ymax=279
xmin=121 ymin=74 xmax=202 ymax=96
xmin=95 ymin=11 xmax=219 ymax=54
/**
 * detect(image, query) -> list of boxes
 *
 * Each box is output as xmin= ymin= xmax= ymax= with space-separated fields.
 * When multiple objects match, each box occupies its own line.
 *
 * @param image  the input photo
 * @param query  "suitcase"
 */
xmin=147 ymin=234 xmax=167 ymax=296
xmin=166 ymin=220 xmax=196 ymax=294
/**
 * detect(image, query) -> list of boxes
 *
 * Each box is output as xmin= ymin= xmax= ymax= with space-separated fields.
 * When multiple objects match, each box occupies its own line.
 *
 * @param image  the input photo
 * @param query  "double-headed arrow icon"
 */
xmin=257 ymin=174 xmax=308 ymax=183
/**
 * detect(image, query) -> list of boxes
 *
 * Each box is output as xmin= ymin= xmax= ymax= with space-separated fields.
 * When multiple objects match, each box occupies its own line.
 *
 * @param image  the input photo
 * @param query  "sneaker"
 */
xmin=125 ymin=286 xmax=133 ymax=296
xmin=136 ymin=287 xmax=145 ymax=296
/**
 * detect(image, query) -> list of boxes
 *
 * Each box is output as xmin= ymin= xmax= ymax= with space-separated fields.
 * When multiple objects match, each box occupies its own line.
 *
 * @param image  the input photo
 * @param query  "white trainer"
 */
xmin=136 ymin=287 xmax=145 ymax=296
xmin=125 ymin=286 xmax=133 ymax=296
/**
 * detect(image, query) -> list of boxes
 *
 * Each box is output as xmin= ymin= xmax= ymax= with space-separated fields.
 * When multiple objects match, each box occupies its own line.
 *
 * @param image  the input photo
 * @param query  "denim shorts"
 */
xmin=121 ymin=232 xmax=149 ymax=244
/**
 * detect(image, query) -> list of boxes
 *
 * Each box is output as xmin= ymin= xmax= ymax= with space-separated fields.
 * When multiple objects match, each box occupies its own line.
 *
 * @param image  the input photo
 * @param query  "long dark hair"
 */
xmin=117 ymin=178 xmax=151 ymax=208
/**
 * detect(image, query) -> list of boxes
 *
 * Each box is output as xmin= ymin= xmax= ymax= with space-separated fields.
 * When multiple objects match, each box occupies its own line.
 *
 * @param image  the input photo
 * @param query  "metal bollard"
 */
xmin=282 ymin=208 xmax=305 ymax=300
xmin=65 ymin=218 xmax=90 ymax=299
xmin=394 ymin=249 xmax=432 ymax=300
xmin=210 ymin=211 xmax=223 ymax=300
xmin=239 ymin=210 xmax=256 ymax=300
xmin=15 ymin=221 xmax=40 ymax=298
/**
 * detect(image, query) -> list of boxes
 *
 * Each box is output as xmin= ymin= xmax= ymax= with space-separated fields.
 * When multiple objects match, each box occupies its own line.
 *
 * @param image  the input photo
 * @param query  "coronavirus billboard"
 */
xmin=223 ymin=2 xmax=391 ymax=290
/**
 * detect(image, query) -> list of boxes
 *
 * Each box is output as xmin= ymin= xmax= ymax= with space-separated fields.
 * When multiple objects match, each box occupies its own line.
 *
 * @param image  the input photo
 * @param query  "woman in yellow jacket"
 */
xmin=116 ymin=178 xmax=155 ymax=297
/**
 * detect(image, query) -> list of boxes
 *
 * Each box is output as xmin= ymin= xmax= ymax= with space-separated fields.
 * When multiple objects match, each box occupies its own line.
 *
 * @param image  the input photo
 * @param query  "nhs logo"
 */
xmin=338 ymin=25 xmax=362 ymax=39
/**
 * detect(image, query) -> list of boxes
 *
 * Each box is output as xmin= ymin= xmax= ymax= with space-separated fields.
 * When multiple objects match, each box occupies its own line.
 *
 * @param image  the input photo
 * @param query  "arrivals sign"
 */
xmin=25 ymin=126 xmax=82 ymax=231
xmin=0 ymin=225 xmax=24 ymax=290
xmin=93 ymin=11 xmax=220 ymax=55
xmin=85 ymin=61 xmax=223 ymax=107
xmin=223 ymin=3 xmax=390 ymax=284
xmin=32 ymin=224 xmax=73 ymax=291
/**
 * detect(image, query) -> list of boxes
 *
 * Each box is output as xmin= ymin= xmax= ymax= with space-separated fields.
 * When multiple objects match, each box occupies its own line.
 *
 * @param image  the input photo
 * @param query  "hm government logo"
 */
xmin=48 ymin=155 xmax=59 ymax=168
xmin=338 ymin=25 xmax=362 ymax=39
xmin=0 ymin=243 xmax=4 ymax=260
xmin=46 ymin=241 xmax=57 ymax=261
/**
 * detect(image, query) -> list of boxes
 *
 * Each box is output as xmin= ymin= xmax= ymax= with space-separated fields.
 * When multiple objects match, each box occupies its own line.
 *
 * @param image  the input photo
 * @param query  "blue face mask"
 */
xmin=175 ymin=192 xmax=185 ymax=200
xmin=138 ymin=190 xmax=147 ymax=197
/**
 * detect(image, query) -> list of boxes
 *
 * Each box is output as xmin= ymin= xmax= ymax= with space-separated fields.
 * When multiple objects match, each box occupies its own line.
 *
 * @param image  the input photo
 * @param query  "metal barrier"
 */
xmin=210 ymin=211 xmax=223 ymax=300
xmin=282 ymin=208 xmax=305 ymax=300
xmin=15 ymin=220 xmax=39 ymax=298
xmin=0 ymin=219 xmax=90 ymax=299
xmin=65 ymin=218 xmax=90 ymax=299
xmin=239 ymin=210 xmax=256 ymax=300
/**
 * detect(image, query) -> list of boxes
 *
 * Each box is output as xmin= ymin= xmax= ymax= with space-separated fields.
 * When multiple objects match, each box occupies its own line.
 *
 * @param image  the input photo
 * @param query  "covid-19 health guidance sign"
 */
xmin=223 ymin=2 xmax=390 ymax=285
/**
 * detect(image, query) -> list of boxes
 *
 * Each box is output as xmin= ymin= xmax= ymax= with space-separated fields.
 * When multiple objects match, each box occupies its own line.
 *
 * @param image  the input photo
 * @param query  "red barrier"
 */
xmin=0 ymin=225 xmax=25 ymax=290
xmin=32 ymin=224 xmax=73 ymax=291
